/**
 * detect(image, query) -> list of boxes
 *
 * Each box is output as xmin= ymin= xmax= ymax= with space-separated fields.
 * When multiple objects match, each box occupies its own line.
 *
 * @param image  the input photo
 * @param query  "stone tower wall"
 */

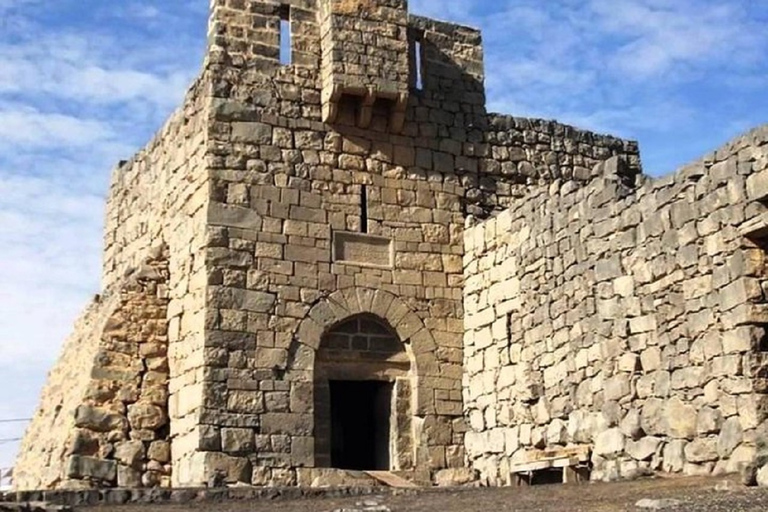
xmin=16 ymin=73 xmax=213 ymax=489
xmin=188 ymin=0 xmax=487 ymax=486
xmin=99 ymin=79 xmax=213 ymax=485
xmin=463 ymin=126 xmax=768 ymax=484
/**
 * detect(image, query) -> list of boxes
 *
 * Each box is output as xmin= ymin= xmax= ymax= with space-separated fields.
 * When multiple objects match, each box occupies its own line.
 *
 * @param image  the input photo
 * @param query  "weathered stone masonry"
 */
xmin=17 ymin=0 xmax=767 ymax=492
xmin=464 ymin=128 xmax=768 ymax=484
xmin=15 ymin=248 xmax=172 ymax=489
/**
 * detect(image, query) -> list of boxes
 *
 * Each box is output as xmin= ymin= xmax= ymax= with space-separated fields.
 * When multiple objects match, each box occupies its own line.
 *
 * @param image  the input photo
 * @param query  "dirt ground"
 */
xmin=83 ymin=476 xmax=768 ymax=512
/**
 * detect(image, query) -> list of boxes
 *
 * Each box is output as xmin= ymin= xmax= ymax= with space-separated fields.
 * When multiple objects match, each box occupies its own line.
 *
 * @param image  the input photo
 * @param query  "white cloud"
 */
xmin=0 ymin=32 xmax=193 ymax=110
xmin=591 ymin=0 xmax=764 ymax=80
xmin=0 ymin=0 xmax=203 ymax=471
xmin=128 ymin=3 xmax=162 ymax=20
xmin=0 ymin=106 xmax=115 ymax=148
xmin=474 ymin=0 xmax=768 ymax=150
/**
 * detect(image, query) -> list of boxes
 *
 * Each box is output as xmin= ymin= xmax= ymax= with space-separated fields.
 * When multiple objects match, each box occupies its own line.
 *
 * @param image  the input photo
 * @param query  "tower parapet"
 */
xmin=320 ymin=0 xmax=411 ymax=131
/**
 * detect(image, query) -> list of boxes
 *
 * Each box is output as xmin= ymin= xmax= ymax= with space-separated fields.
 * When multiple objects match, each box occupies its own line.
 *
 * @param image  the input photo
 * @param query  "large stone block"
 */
xmin=114 ymin=441 xmax=145 ymax=468
xmin=684 ymin=438 xmax=718 ymax=463
xmin=594 ymin=428 xmax=625 ymax=458
xmin=221 ymin=428 xmax=255 ymax=453
xmin=626 ymin=436 xmax=661 ymax=461
xmin=231 ymin=122 xmax=272 ymax=144
xmin=718 ymin=417 xmax=744 ymax=458
xmin=189 ymin=452 xmax=252 ymax=485
xmin=664 ymin=398 xmax=697 ymax=439
xmin=67 ymin=455 xmax=117 ymax=482
xmin=74 ymin=406 xmax=127 ymax=433
xmin=127 ymin=401 xmax=168 ymax=431
xmin=261 ymin=413 xmax=313 ymax=436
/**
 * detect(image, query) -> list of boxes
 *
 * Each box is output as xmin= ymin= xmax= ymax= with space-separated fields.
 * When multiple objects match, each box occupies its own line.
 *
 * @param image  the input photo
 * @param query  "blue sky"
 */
xmin=0 ymin=0 xmax=767 ymax=475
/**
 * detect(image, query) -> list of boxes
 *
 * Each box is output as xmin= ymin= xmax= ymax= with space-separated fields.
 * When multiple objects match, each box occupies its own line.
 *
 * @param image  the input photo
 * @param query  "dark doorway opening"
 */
xmin=330 ymin=380 xmax=392 ymax=470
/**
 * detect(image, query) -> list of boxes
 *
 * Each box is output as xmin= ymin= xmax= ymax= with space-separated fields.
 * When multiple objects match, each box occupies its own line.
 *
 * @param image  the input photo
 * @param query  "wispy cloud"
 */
xmin=0 ymin=0 xmax=206 ymax=471
xmin=592 ymin=0 xmax=764 ymax=80
xmin=451 ymin=0 xmax=768 ymax=174
xmin=0 ymin=106 xmax=116 ymax=148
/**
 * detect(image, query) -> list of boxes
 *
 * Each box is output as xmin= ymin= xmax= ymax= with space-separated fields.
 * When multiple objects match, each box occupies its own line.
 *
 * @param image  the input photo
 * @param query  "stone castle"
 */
xmin=13 ymin=0 xmax=768 ymax=490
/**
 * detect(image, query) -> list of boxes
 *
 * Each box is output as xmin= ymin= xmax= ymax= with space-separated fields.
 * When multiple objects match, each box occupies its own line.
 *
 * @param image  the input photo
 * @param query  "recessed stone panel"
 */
xmin=333 ymin=232 xmax=394 ymax=269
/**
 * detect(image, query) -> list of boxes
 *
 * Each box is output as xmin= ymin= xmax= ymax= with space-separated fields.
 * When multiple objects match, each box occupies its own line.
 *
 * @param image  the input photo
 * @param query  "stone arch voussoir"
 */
xmin=292 ymin=287 xmax=434 ymax=373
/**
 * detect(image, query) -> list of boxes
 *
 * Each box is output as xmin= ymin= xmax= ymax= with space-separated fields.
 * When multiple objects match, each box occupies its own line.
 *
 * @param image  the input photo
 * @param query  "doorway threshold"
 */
xmin=364 ymin=471 xmax=421 ymax=488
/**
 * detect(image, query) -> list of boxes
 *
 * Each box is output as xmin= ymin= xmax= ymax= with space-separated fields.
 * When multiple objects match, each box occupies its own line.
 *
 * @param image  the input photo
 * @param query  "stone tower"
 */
xmin=15 ymin=0 xmax=641 ymax=490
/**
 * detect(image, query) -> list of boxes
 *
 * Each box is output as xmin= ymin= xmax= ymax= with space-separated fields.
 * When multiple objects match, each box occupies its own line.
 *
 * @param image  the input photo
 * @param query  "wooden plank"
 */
xmin=516 ymin=446 xmax=592 ymax=465
xmin=510 ymin=460 xmax=555 ymax=473
xmin=552 ymin=457 xmax=580 ymax=469
xmin=364 ymin=471 xmax=420 ymax=488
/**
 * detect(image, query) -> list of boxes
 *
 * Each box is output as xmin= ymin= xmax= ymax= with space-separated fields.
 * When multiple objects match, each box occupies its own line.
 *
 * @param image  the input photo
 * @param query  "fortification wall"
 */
xmin=463 ymin=126 xmax=768 ymax=484
xmin=97 ymin=78 xmax=214 ymax=486
xmin=101 ymin=78 xmax=209 ymax=290
xmin=13 ymin=296 xmax=119 ymax=490
xmin=18 ymin=72 xmax=212 ymax=489
xmin=471 ymin=114 xmax=641 ymax=217
xmin=14 ymin=251 xmax=170 ymax=490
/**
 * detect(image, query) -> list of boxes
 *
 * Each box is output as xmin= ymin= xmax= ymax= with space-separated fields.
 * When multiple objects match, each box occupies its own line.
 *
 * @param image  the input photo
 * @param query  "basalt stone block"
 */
xmin=66 ymin=456 xmax=117 ymax=483
xmin=221 ymin=428 xmax=255 ymax=454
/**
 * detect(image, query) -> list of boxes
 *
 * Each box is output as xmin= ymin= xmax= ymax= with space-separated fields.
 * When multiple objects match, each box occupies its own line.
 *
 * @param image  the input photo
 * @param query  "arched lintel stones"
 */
xmin=293 ymin=287 xmax=438 ymax=376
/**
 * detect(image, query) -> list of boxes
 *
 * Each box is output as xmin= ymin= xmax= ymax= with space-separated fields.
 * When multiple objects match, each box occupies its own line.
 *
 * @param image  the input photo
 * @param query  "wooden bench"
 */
xmin=508 ymin=446 xmax=591 ymax=486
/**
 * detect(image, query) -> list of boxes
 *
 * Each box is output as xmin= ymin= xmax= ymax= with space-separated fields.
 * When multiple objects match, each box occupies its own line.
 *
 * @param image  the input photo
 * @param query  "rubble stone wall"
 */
xmin=14 ymin=252 xmax=171 ymax=490
xmin=463 ymin=126 xmax=768 ymax=484
xmin=13 ymin=296 xmax=120 ymax=490
xmin=473 ymin=114 xmax=641 ymax=217
xmin=99 ymin=79 xmax=212 ymax=486
xmin=17 ymin=75 xmax=212 ymax=490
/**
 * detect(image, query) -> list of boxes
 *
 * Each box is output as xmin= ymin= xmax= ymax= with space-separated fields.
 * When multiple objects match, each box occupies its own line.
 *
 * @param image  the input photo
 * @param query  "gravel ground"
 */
xmin=79 ymin=476 xmax=768 ymax=512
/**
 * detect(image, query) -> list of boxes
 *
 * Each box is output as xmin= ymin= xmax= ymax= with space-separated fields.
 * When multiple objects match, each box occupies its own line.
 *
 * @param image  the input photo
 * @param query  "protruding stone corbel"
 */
xmin=357 ymin=88 xmax=377 ymax=129
xmin=390 ymin=92 xmax=409 ymax=134
xmin=740 ymin=213 xmax=768 ymax=239
xmin=322 ymin=83 xmax=344 ymax=125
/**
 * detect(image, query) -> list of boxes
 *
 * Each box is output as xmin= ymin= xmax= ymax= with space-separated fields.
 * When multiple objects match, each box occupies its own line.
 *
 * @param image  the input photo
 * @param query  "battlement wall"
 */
xmin=102 ymin=78 xmax=209 ymax=290
xmin=463 ymin=126 xmax=768 ymax=483
xmin=468 ymin=114 xmax=641 ymax=217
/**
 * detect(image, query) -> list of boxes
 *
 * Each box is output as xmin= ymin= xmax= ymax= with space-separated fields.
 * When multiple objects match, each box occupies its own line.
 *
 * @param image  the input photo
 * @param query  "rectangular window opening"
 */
xmin=361 ymin=185 xmax=369 ymax=234
xmin=279 ymin=6 xmax=292 ymax=66
xmin=506 ymin=312 xmax=513 ymax=347
xmin=412 ymin=34 xmax=424 ymax=91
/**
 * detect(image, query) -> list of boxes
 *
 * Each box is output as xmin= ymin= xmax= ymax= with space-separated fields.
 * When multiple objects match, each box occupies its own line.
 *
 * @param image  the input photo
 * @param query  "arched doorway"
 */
xmin=313 ymin=314 xmax=414 ymax=471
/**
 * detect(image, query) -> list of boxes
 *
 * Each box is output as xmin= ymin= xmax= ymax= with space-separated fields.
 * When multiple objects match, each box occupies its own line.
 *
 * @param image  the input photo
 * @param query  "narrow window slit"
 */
xmin=361 ymin=185 xmax=369 ymax=234
xmin=279 ymin=6 xmax=291 ymax=66
xmin=413 ymin=38 xmax=424 ymax=90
